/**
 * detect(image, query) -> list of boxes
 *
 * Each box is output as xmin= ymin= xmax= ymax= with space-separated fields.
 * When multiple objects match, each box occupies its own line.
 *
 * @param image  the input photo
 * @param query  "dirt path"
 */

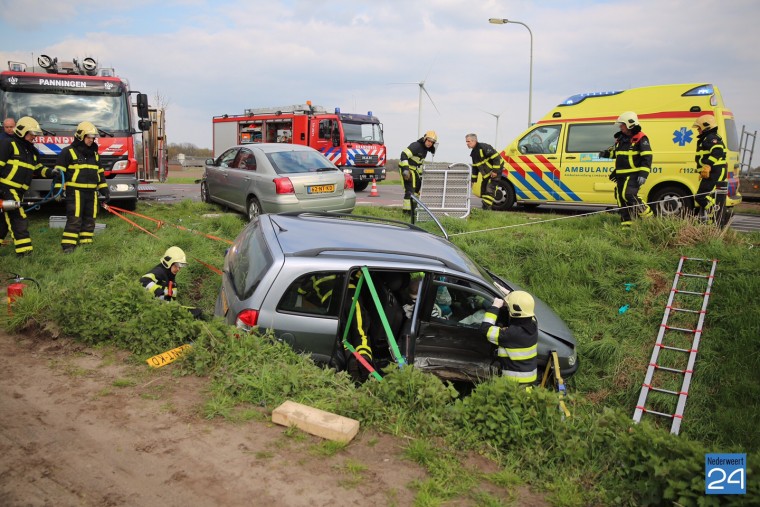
xmin=0 ymin=330 xmax=435 ymax=506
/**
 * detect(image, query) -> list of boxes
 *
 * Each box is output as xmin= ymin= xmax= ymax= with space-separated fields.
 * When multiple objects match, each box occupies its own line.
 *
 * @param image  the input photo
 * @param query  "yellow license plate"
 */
xmin=146 ymin=344 xmax=192 ymax=368
xmin=307 ymin=185 xmax=335 ymax=194
xmin=363 ymin=169 xmax=375 ymax=174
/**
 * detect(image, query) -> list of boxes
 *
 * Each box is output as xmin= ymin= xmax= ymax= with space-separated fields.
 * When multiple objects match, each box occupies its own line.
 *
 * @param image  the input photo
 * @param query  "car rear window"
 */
xmin=228 ymin=220 xmax=273 ymax=300
xmin=267 ymin=150 xmax=336 ymax=174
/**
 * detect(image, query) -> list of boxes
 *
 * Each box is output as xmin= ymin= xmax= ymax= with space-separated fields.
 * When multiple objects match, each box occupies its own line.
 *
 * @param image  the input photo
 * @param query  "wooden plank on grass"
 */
xmin=272 ymin=400 xmax=359 ymax=443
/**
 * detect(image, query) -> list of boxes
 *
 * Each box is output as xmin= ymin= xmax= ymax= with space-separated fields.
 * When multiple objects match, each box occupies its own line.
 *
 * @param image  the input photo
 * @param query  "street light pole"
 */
xmin=489 ymin=18 xmax=533 ymax=127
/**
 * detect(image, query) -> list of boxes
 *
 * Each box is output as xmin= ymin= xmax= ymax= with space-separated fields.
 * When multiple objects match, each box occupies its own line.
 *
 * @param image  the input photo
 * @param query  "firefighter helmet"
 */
xmin=161 ymin=246 xmax=187 ymax=268
xmin=693 ymin=114 xmax=716 ymax=131
xmin=615 ymin=111 xmax=639 ymax=129
xmin=14 ymin=116 xmax=43 ymax=137
xmin=505 ymin=290 xmax=535 ymax=318
xmin=75 ymin=121 xmax=99 ymax=141
xmin=424 ymin=130 xmax=438 ymax=143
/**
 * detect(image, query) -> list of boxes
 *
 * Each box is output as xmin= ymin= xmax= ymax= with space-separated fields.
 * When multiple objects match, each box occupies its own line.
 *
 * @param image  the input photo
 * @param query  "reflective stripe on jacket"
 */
xmin=54 ymin=139 xmax=105 ymax=190
xmin=399 ymin=138 xmax=433 ymax=175
xmin=0 ymin=138 xmax=48 ymax=190
xmin=611 ymin=130 xmax=653 ymax=176
xmin=470 ymin=142 xmax=504 ymax=181
xmin=695 ymin=129 xmax=727 ymax=181
xmin=480 ymin=305 xmax=538 ymax=383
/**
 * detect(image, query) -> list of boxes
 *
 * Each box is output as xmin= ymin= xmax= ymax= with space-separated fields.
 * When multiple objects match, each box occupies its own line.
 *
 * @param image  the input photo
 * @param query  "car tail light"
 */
xmin=344 ymin=173 xmax=354 ymax=190
xmin=273 ymin=177 xmax=294 ymax=194
xmin=236 ymin=309 xmax=259 ymax=330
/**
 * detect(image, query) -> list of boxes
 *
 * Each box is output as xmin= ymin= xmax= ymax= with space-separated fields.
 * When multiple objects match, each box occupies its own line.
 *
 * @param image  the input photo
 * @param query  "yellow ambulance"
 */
xmin=492 ymin=83 xmax=742 ymax=216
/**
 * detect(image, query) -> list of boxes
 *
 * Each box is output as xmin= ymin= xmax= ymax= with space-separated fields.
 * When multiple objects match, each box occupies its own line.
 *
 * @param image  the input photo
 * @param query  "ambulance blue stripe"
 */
xmin=527 ymin=172 xmax=565 ymax=201
xmin=514 ymin=186 xmax=529 ymax=199
xmin=553 ymin=178 xmax=583 ymax=202
xmin=512 ymin=172 xmax=548 ymax=200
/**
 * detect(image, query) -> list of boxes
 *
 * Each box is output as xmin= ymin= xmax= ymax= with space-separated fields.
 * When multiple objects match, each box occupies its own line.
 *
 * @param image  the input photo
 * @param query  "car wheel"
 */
xmin=121 ymin=198 xmax=137 ymax=211
xmin=200 ymin=181 xmax=210 ymax=203
xmin=490 ymin=180 xmax=516 ymax=211
xmin=247 ymin=196 xmax=262 ymax=221
xmin=353 ymin=180 xmax=369 ymax=192
xmin=649 ymin=185 xmax=692 ymax=217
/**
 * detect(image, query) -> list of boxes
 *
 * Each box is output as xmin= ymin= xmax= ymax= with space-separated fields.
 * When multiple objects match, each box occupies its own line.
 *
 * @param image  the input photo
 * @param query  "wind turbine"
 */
xmin=479 ymin=109 xmax=505 ymax=147
xmin=389 ymin=78 xmax=440 ymax=138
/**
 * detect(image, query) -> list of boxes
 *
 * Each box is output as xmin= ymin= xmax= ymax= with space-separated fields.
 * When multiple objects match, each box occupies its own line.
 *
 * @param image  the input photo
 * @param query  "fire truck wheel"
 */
xmin=247 ymin=196 xmax=262 ymax=222
xmin=491 ymin=180 xmax=516 ymax=211
xmin=201 ymin=181 xmax=210 ymax=203
xmin=353 ymin=180 xmax=369 ymax=192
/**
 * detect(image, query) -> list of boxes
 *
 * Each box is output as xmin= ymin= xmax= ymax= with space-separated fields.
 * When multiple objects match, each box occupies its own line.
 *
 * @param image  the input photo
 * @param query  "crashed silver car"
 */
xmin=215 ymin=212 xmax=578 ymax=382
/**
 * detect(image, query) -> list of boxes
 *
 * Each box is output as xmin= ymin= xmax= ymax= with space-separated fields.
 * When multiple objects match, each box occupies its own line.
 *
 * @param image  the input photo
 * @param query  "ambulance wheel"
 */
xmin=200 ymin=181 xmax=210 ymax=203
xmin=491 ymin=181 xmax=516 ymax=211
xmin=354 ymin=180 xmax=369 ymax=192
xmin=650 ymin=186 xmax=691 ymax=217
xmin=247 ymin=196 xmax=262 ymax=222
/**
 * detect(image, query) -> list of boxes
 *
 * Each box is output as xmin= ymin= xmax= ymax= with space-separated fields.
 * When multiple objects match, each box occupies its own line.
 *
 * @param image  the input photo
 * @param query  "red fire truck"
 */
xmin=0 ymin=55 xmax=151 ymax=209
xmin=212 ymin=103 xmax=386 ymax=191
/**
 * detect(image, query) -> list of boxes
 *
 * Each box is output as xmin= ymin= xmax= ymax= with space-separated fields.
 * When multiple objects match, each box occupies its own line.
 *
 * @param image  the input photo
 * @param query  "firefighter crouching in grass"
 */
xmin=0 ymin=116 xmax=57 ymax=256
xmin=480 ymin=291 xmax=538 ymax=387
xmin=140 ymin=246 xmax=205 ymax=320
xmin=54 ymin=121 xmax=109 ymax=253
xmin=692 ymin=114 xmax=727 ymax=223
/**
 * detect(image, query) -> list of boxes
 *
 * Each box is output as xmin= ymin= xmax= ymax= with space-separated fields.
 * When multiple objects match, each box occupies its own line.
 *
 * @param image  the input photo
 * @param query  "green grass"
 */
xmin=3 ymin=199 xmax=759 ymax=505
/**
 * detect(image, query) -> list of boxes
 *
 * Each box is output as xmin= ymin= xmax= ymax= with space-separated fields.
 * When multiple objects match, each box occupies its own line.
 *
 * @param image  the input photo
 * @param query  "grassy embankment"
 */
xmin=2 ymin=199 xmax=759 ymax=506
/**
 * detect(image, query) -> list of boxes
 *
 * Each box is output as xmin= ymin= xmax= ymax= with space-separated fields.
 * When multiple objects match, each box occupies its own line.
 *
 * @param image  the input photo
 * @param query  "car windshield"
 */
xmin=342 ymin=121 xmax=384 ymax=144
xmin=266 ymin=150 xmax=337 ymax=174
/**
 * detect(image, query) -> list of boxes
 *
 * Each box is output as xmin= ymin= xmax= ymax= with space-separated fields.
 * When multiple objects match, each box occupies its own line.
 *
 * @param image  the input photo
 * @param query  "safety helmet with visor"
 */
xmin=615 ymin=111 xmax=639 ymax=130
xmin=161 ymin=246 xmax=188 ymax=269
xmin=505 ymin=290 xmax=535 ymax=318
xmin=423 ymin=130 xmax=439 ymax=145
xmin=692 ymin=114 xmax=716 ymax=132
xmin=75 ymin=121 xmax=99 ymax=141
xmin=14 ymin=116 xmax=43 ymax=138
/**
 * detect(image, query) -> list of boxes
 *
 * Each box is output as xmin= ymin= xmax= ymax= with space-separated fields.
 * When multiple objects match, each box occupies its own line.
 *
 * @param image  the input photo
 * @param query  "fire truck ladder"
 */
xmin=632 ymin=256 xmax=718 ymax=435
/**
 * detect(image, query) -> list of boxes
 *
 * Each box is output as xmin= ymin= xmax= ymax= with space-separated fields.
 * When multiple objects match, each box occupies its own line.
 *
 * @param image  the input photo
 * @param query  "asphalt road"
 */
xmin=139 ymin=183 xmax=760 ymax=233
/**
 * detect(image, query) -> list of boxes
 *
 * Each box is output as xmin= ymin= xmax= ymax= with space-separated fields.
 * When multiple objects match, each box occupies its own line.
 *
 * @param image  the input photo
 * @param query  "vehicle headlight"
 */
xmin=568 ymin=351 xmax=577 ymax=366
xmin=111 ymin=160 xmax=128 ymax=171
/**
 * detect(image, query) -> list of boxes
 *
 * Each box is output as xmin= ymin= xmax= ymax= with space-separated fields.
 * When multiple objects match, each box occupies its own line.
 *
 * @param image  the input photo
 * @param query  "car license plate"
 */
xmin=307 ymin=185 xmax=335 ymax=194
xmin=363 ymin=169 xmax=375 ymax=174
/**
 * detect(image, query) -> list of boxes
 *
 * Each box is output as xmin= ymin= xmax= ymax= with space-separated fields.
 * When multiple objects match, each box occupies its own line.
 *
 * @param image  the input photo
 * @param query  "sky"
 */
xmin=1 ymin=0 xmax=759 ymax=164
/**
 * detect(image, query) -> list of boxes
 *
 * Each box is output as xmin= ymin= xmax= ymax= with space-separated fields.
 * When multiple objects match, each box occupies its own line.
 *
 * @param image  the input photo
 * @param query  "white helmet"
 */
xmin=161 ymin=246 xmax=187 ymax=268
xmin=615 ymin=111 xmax=639 ymax=129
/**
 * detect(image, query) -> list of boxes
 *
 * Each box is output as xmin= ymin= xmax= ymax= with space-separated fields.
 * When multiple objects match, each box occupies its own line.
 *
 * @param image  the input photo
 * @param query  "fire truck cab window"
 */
xmin=319 ymin=120 xmax=332 ymax=140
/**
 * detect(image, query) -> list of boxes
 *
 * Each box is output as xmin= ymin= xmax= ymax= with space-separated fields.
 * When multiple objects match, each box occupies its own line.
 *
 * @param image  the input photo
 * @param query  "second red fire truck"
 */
xmin=212 ymin=102 xmax=386 ymax=191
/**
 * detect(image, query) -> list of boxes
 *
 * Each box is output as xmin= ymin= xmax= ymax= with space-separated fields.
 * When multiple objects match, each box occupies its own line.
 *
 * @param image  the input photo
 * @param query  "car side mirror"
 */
xmin=205 ymin=158 xmax=214 ymax=166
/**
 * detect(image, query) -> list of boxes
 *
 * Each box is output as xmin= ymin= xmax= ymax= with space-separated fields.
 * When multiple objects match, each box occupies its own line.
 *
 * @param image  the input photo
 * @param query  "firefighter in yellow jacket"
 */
xmin=599 ymin=111 xmax=654 ymax=227
xmin=399 ymin=130 xmax=437 ymax=213
xmin=692 ymin=114 xmax=727 ymax=223
xmin=0 ymin=116 xmax=57 ymax=256
xmin=466 ymin=133 xmax=503 ymax=210
xmin=54 ymin=121 xmax=109 ymax=253
xmin=480 ymin=291 xmax=538 ymax=385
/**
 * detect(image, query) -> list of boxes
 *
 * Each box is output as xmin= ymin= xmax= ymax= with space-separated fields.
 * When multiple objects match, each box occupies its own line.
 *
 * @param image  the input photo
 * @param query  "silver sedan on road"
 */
xmin=201 ymin=143 xmax=356 ymax=221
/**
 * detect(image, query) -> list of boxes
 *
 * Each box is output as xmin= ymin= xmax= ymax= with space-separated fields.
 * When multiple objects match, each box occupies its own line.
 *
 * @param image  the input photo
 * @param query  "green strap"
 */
xmin=360 ymin=267 xmax=407 ymax=368
xmin=341 ymin=274 xmax=383 ymax=382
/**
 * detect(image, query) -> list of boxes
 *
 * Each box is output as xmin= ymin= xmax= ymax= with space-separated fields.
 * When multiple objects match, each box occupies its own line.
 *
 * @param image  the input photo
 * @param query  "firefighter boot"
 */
xmin=62 ymin=245 xmax=76 ymax=254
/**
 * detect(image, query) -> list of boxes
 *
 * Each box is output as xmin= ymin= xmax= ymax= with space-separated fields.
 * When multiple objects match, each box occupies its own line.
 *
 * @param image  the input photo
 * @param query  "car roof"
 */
xmin=263 ymin=212 xmax=488 ymax=276
xmin=235 ymin=143 xmax=319 ymax=154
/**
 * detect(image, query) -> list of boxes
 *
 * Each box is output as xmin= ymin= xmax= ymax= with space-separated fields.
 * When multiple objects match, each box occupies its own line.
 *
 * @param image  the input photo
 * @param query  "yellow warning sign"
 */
xmin=146 ymin=344 xmax=192 ymax=368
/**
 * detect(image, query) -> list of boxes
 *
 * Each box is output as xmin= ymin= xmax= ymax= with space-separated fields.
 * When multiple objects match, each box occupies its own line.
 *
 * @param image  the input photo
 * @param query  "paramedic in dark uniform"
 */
xmin=55 ymin=121 xmax=109 ymax=253
xmin=466 ymin=133 xmax=503 ymax=210
xmin=599 ymin=111 xmax=654 ymax=227
xmin=480 ymin=291 xmax=538 ymax=386
xmin=399 ymin=130 xmax=437 ymax=213
xmin=692 ymin=114 xmax=727 ymax=223
xmin=0 ymin=116 xmax=57 ymax=256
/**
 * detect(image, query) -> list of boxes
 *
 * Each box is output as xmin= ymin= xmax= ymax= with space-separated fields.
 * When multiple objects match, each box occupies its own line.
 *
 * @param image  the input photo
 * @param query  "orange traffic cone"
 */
xmin=368 ymin=178 xmax=379 ymax=197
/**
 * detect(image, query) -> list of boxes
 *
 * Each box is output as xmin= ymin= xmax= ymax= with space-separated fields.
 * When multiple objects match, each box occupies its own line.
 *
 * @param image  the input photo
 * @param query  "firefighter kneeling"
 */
xmin=140 ymin=246 xmax=205 ymax=320
xmin=480 ymin=291 xmax=538 ymax=386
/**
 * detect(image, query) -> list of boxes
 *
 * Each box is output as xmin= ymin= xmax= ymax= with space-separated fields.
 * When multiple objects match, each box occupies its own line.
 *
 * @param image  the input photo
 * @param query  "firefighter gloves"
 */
xmin=699 ymin=165 xmax=711 ymax=179
xmin=98 ymin=187 xmax=110 ymax=203
xmin=599 ymin=149 xmax=611 ymax=159
xmin=608 ymin=170 xmax=617 ymax=182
